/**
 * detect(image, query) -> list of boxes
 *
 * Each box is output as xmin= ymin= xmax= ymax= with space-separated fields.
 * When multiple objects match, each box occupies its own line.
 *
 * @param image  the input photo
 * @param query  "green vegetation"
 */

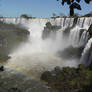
xmin=41 ymin=64 xmax=92 ymax=92
xmin=0 ymin=21 xmax=30 ymax=61
xmin=20 ymin=14 xmax=32 ymax=19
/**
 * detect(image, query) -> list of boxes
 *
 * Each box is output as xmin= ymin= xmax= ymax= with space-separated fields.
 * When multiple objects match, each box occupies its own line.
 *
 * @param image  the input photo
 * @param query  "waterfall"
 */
xmin=0 ymin=17 xmax=92 ymax=77
xmin=80 ymin=38 xmax=92 ymax=66
xmin=69 ymin=26 xmax=89 ymax=48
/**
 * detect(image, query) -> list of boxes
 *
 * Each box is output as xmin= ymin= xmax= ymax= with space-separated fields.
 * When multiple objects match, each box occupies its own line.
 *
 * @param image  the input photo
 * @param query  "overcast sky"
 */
xmin=0 ymin=0 xmax=92 ymax=17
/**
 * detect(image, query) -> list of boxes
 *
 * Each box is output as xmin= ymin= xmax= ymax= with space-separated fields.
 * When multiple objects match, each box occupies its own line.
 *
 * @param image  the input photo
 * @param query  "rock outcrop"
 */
xmin=0 ymin=21 xmax=30 ymax=62
xmin=42 ymin=22 xmax=61 ymax=40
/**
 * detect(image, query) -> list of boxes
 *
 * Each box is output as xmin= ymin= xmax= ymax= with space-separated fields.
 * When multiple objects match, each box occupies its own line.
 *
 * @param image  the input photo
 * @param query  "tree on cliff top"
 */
xmin=20 ymin=14 xmax=32 ymax=19
xmin=57 ymin=0 xmax=92 ymax=16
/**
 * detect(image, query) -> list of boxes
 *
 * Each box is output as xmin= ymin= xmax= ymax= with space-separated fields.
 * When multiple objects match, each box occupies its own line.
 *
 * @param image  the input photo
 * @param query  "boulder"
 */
xmin=0 ymin=65 xmax=4 ymax=71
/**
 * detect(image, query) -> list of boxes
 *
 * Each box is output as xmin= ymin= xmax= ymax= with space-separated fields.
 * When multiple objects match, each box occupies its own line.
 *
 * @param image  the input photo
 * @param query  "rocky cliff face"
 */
xmin=0 ymin=21 xmax=30 ymax=61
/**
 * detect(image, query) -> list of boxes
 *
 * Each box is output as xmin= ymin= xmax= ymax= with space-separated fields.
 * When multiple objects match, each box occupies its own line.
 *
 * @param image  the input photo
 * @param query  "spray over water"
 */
xmin=1 ymin=17 xmax=92 ymax=77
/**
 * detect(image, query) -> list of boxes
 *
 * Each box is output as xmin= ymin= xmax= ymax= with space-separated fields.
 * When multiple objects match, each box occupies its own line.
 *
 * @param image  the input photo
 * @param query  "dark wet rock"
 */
xmin=63 ymin=27 xmax=71 ymax=36
xmin=45 ymin=22 xmax=52 ymax=29
xmin=81 ymin=18 xmax=85 ymax=27
xmin=73 ymin=17 xmax=78 ymax=26
xmin=79 ymin=29 xmax=87 ymax=39
xmin=57 ymin=46 xmax=83 ymax=59
xmin=0 ymin=65 xmax=4 ymax=71
xmin=63 ymin=17 xmax=66 ymax=27
xmin=8 ymin=87 xmax=21 ymax=92
xmin=88 ymin=24 xmax=92 ymax=38
xmin=42 ymin=27 xmax=51 ymax=40
xmin=42 ymin=22 xmax=61 ymax=40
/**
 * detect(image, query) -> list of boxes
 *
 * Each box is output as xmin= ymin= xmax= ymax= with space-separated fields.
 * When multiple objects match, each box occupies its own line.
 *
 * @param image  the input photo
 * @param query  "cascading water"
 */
xmin=1 ymin=17 xmax=92 ymax=77
xmin=80 ymin=38 xmax=92 ymax=66
xmin=69 ymin=26 xmax=89 ymax=48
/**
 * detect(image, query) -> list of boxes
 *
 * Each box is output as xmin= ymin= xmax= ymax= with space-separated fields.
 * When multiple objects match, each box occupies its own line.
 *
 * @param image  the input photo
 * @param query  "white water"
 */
xmin=1 ymin=17 xmax=92 ymax=77
xmin=80 ymin=38 xmax=92 ymax=66
xmin=69 ymin=26 xmax=89 ymax=47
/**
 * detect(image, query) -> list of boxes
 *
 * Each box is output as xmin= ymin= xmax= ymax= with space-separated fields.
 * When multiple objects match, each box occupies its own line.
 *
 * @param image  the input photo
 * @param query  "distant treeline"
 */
xmin=0 ymin=12 xmax=92 ymax=19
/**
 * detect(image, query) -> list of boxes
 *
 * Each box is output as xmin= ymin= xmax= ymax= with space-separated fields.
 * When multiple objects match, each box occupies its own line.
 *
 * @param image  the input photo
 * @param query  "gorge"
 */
xmin=0 ymin=17 xmax=92 ymax=77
